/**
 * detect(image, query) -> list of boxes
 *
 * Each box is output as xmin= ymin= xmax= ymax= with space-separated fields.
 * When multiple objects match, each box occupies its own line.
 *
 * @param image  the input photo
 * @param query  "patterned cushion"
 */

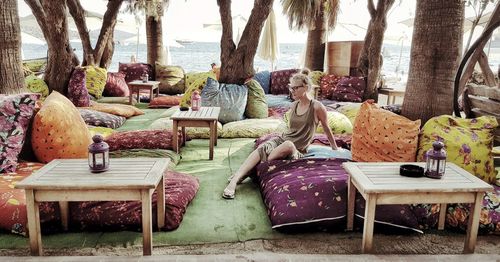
xmin=87 ymin=102 xmax=144 ymax=118
xmin=82 ymin=66 xmax=107 ymax=99
xmin=331 ymin=76 xmax=366 ymax=102
xmin=303 ymin=145 xmax=352 ymax=160
xmin=320 ymin=74 xmax=341 ymax=100
xmin=416 ymin=115 xmax=498 ymax=184
xmin=24 ymin=75 xmax=49 ymax=98
xmin=244 ymin=80 xmax=268 ymax=119
xmin=336 ymin=103 xmax=361 ymax=125
xmin=0 ymin=93 xmax=39 ymax=172
xmin=309 ymin=71 xmax=326 ymax=86
xmin=149 ymin=117 xmax=222 ymax=139
xmin=109 ymin=149 xmax=181 ymax=168
xmin=31 ymin=92 xmax=92 ymax=163
xmin=284 ymin=110 xmax=353 ymax=135
xmin=96 ymin=96 xmax=136 ymax=105
xmin=253 ymin=70 xmax=271 ymax=94
xmin=67 ymin=67 xmax=90 ymax=107
xmin=104 ymin=72 xmax=129 ymax=97
xmin=104 ymin=130 xmax=183 ymax=151
xmin=270 ymin=69 xmax=299 ymax=95
xmin=180 ymin=71 xmax=216 ymax=107
xmin=221 ymin=118 xmax=284 ymax=138
xmin=351 ymin=101 xmax=420 ymax=162
xmin=79 ymin=109 xmax=126 ymax=129
xmin=148 ymin=95 xmax=182 ymax=108
xmin=88 ymin=126 xmax=116 ymax=138
xmin=118 ymin=62 xmax=154 ymax=83
xmin=155 ymin=63 xmax=185 ymax=95
xmin=265 ymin=94 xmax=293 ymax=109
xmin=201 ymin=78 xmax=248 ymax=124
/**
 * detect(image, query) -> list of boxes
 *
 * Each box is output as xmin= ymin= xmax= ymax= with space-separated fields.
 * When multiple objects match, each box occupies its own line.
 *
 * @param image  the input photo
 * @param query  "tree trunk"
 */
xmin=0 ymin=0 xmax=25 ymax=94
xmin=217 ymin=0 xmax=274 ymax=84
xmin=304 ymin=3 xmax=325 ymax=71
xmin=401 ymin=0 xmax=464 ymax=124
xmin=357 ymin=0 xmax=395 ymax=101
xmin=146 ymin=14 xmax=164 ymax=67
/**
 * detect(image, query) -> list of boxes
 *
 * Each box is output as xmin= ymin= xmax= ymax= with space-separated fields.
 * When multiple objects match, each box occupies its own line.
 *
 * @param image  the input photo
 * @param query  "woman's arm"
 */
xmin=314 ymin=102 xmax=338 ymax=150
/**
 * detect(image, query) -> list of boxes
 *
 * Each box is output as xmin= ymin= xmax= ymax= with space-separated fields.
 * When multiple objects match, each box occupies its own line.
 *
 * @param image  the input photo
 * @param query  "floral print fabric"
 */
xmin=155 ymin=63 xmax=185 ymax=95
xmin=104 ymin=130 xmax=184 ymax=151
xmin=79 ymin=109 xmax=126 ymax=129
xmin=200 ymin=78 xmax=248 ymax=124
xmin=0 ymin=94 xmax=39 ymax=173
xmin=319 ymin=74 xmax=342 ymax=100
xmin=67 ymin=67 xmax=90 ymax=107
xmin=270 ymin=69 xmax=299 ymax=95
xmin=104 ymin=72 xmax=129 ymax=97
xmin=82 ymin=66 xmax=107 ymax=99
xmin=331 ymin=76 xmax=366 ymax=102
xmin=118 ymin=62 xmax=154 ymax=83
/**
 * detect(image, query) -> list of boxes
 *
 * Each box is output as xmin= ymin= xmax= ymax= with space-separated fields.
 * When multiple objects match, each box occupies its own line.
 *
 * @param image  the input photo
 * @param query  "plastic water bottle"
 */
xmin=191 ymin=90 xmax=201 ymax=111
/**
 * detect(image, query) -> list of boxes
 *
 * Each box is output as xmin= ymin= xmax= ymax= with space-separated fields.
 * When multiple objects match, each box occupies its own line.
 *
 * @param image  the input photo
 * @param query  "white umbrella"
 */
xmin=257 ymin=9 xmax=279 ymax=70
xmin=203 ymin=14 xmax=248 ymax=46
xmin=21 ymin=32 xmax=45 ymax=45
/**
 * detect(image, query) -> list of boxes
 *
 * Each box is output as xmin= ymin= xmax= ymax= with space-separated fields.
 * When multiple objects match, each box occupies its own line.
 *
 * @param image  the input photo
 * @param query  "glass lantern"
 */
xmin=88 ymin=134 xmax=109 ymax=173
xmin=425 ymin=141 xmax=447 ymax=179
xmin=191 ymin=90 xmax=201 ymax=111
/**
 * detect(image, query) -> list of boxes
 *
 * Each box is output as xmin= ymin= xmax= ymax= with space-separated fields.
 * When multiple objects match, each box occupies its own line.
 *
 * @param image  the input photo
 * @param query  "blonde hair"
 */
xmin=289 ymin=68 xmax=312 ymax=91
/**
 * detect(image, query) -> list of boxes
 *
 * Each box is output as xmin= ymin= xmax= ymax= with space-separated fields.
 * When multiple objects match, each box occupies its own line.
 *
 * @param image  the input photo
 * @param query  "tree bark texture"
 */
xmin=146 ymin=14 xmax=164 ymax=67
xmin=401 ymin=0 xmax=464 ymax=124
xmin=304 ymin=3 xmax=326 ymax=71
xmin=0 ymin=0 xmax=25 ymax=94
xmin=357 ymin=0 xmax=395 ymax=101
xmin=24 ymin=0 xmax=79 ymax=95
xmin=217 ymin=0 xmax=274 ymax=84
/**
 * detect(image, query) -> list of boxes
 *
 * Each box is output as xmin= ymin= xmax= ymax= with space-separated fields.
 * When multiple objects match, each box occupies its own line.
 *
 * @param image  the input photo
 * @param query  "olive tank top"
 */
xmin=282 ymin=100 xmax=318 ymax=153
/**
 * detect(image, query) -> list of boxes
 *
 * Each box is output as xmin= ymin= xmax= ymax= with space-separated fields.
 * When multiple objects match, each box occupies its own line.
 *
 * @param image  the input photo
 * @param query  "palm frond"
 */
xmin=281 ymin=0 xmax=339 ymax=30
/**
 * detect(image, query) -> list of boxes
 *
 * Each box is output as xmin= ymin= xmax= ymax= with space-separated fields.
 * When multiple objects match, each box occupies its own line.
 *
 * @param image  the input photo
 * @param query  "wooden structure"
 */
xmin=128 ymin=80 xmax=160 ymax=104
xmin=343 ymin=162 xmax=492 ymax=254
xmin=377 ymin=88 xmax=405 ymax=105
xmin=326 ymin=41 xmax=364 ymax=76
xmin=171 ymin=107 xmax=221 ymax=160
xmin=15 ymin=158 xmax=170 ymax=256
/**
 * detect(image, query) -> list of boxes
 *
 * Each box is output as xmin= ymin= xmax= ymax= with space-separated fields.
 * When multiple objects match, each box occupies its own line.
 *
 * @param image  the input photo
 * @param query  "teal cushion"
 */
xmin=200 ymin=78 xmax=248 ymax=124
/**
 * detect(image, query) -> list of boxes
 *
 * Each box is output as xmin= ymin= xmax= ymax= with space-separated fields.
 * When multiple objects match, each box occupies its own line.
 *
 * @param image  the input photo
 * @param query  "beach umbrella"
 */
xmin=203 ymin=15 xmax=248 ymax=46
xmin=257 ymin=9 xmax=280 ymax=70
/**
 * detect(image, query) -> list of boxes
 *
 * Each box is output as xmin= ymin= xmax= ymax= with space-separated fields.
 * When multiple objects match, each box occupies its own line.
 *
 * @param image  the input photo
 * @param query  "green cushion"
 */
xmin=221 ymin=118 xmax=284 ymax=138
xmin=244 ymin=80 xmax=268 ymax=119
xmin=25 ymin=74 xmax=49 ymax=98
xmin=155 ymin=62 xmax=185 ymax=95
xmin=181 ymin=71 xmax=216 ymax=107
xmin=83 ymin=66 xmax=107 ymax=99
xmin=284 ymin=110 xmax=353 ymax=135
xmin=309 ymin=71 xmax=325 ymax=86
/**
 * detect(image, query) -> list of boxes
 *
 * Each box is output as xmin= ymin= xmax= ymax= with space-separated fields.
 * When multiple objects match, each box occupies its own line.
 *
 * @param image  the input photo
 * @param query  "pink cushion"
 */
xmin=67 ymin=67 xmax=90 ymax=107
xmin=0 ymin=93 xmax=39 ymax=173
xmin=319 ymin=74 xmax=342 ymax=100
xmin=104 ymin=130 xmax=184 ymax=151
xmin=270 ymin=69 xmax=299 ymax=95
xmin=148 ymin=95 xmax=182 ymax=108
xmin=104 ymin=72 xmax=129 ymax=97
xmin=331 ymin=76 xmax=366 ymax=102
xmin=118 ymin=62 xmax=154 ymax=83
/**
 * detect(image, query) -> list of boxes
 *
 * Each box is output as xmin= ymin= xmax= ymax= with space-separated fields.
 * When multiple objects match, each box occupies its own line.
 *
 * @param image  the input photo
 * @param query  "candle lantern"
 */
xmin=191 ymin=90 xmax=201 ymax=111
xmin=142 ymin=73 xmax=149 ymax=83
xmin=88 ymin=134 xmax=109 ymax=173
xmin=425 ymin=141 xmax=447 ymax=179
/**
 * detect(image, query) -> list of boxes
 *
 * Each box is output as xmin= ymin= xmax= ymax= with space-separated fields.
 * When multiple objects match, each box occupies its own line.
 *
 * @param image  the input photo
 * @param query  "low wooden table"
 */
xmin=342 ymin=162 xmax=493 ymax=254
xmin=128 ymin=80 xmax=160 ymax=104
xmin=171 ymin=107 xmax=220 ymax=160
xmin=15 ymin=158 xmax=170 ymax=256
xmin=378 ymin=88 xmax=405 ymax=105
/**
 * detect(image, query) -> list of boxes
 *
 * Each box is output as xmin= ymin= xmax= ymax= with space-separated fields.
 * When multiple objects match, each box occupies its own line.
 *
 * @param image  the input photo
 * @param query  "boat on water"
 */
xmin=175 ymin=39 xmax=194 ymax=45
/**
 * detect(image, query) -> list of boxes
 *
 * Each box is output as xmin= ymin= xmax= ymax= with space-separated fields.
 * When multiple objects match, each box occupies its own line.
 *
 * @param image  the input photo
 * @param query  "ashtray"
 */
xmin=399 ymin=164 xmax=424 ymax=177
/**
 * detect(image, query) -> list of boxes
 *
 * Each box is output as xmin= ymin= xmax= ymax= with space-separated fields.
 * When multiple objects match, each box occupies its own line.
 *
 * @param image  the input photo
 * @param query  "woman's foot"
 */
xmin=222 ymin=183 xmax=236 ymax=199
xmin=227 ymin=174 xmax=245 ymax=184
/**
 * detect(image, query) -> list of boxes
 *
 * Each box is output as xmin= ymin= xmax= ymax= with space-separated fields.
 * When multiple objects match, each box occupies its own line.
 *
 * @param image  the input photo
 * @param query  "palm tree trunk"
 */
xmin=401 ymin=0 xmax=464 ymax=124
xmin=146 ymin=14 xmax=164 ymax=67
xmin=0 ymin=0 xmax=25 ymax=94
xmin=304 ymin=3 xmax=325 ymax=71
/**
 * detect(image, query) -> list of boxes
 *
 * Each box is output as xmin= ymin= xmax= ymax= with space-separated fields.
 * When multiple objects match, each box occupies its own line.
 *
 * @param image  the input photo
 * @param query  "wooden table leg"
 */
xmin=137 ymin=89 xmax=140 ymax=103
xmin=464 ymin=192 xmax=483 ymax=253
xmin=214 ymin=120 xmax=218 ymax=146
xmin=209 ymin=121 xmax=215 ymax=160
xmin=438 ymin=203 xmax=447 ymax=230
xmin=149 ymin=87 xmax=153 ymax=102
xmin=157 ymin=176 xmax=165 ymax=231
xmin=59 ymin=201 xmax=69 ymax=231
xmin=346 ymin=178 xmax=356 ymax=231
xmin=156 ymin=86 xmax=159 ymax=97
xmin=362 ymin=194 xmax=377 ymax=253
xmin=172 ymin=120 xmax=179 ymax=153
xmin=141 ymin=189 xmax=153 ymax=256
xmin=129 ymin=90 xmax=133 ymax=105
xmin=26 ymin=189 xmax=42 ymax=256
xmin=181 ymin=127 xmax=186 ymax=145
xmin=391 ymin=95 xmax=396 ymax=104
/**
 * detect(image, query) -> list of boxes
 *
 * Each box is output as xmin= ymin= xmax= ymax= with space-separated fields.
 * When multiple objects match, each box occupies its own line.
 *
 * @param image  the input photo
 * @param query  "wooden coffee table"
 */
xmin=342 ymin=162 xmax=493 ymax=254
xmin=128 ymin=80 xmax=160 ymax=104
xmin=171 ymin=107 xmax=220 ymax=160
xmin=15 ymin=158 xmax=170 ymax=256
xmin=378 ymin=88 xmax=405 ymax=105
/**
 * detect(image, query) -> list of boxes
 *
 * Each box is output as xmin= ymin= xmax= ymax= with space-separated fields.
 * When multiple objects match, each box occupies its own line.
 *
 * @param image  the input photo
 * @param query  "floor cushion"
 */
xmin=416 ymin=115 xmax=498 ymax=185
xmin=109 ymin=149 xmax=181 ymax=168
xmin=180 ymin=71 xmax=216 ymax=107
xmin=82 ymin=65 xmax=107 ymax=99
xmin=309 ymin=71 xmax=325 ymax=86
xmin=67 ymin=67 xmax=90 ymax=107
xmin=319 ymin=74 xmax=342 ymax=100
xmin=304 ymin=145 xmax=352 ymax=160
xmin=283 ymin=110 xmax=353 ymax=135
xmin=244 ymin=79 xmax=268 ymax=119
xmin=256 ymin=158 xmax=350 ymax=231
xmin=270 ymin=69 xmax=299 ymax=95
xmin=253 ymin=70 xmax=271 ymax=94
xmin=336 ymin=103 xmax=361 ymax=125
xmin=96 ymin=96 xmax=137 ymax=105
xmin=118 ymin=62 xmax=154 ymax=83
xmin=331 ymin=76 xmax=366 ymax=103
xmin=149 ymin=117 xmax=222 ymax=139
xmin=32 ymin=92 xmax=92 ymax=163
xmin=24 ymin=75 xmax=49 ymax=99
xmin=0 ymin=93 xmax=39 ymax=173
xmin=148 ymin=95 xmax=182 ymax=108
xmin=79 ymin=109 xmax=126 ymax=129
xmin=88 ymin=126 xmax=116 ymax=138
xmin=104 ymin=72 xmax=129 ymax=97
xmin=155 ymin=63 xmax=185 ymax=95
xmin=105 ymin=129 xmax=183 ymax=151
xmin=201 ymin=78 xmax=248 ymax=124
xmin=265 ymin=94 xmax=293 ymax=109
xmin=351 ymin=101 xmax=420 ymax=162
xmin=221 ymin=118 xmax=285 ymax=138
xmin=87 ymin=102 xmax=144 ymax=118
xmin=69 ymin=170 xmax=199 ymax=231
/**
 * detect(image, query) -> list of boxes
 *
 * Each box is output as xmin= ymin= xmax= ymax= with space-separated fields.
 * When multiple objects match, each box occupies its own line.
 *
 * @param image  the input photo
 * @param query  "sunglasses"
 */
xmin=288 ymin=84 xmax=305 ymax=92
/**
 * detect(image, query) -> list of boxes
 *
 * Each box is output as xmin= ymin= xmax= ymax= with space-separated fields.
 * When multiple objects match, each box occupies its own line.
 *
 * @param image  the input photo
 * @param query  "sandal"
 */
xmin=227 ymin=174 xmax=244 ymax=184
xmin=222 ymin=187 xmax=235 ymax=200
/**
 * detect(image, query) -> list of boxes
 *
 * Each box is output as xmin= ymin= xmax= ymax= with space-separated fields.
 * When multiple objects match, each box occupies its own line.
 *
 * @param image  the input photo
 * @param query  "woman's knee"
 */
xmin=282 ymin=141 xmax=296 ymax=154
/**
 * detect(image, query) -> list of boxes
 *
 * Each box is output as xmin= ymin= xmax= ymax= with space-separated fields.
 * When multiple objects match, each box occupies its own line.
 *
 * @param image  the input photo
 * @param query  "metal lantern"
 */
xmin=191 ymin=90 xmax=201 ymax=111
xmin=88 ymin=134 xmax=109 ymax=173
xmin=425 ymin=141 xmax=447 ymax=179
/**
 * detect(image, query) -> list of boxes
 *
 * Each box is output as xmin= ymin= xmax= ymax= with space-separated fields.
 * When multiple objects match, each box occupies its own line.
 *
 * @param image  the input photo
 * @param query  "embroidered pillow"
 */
xmin=0 ymin=94 xmax=39 ymax=173
xmin=24 ymin=75 xmax=49 ymax=98
xmin=270 ymin=69 xmax=299 ymax=95
xmin=253 ymin=70 xmax=271 ymax=94
xmin=118 ymin=62 xmax=154 ymax=83
xmin=180 ymin=71 xmax=216 ymax=107
xmin=86 ymin=102 xmax=144 ymax=118
xmin=31 ymin=92 xmax=92 ymax=163
xmin=309 ymin=71 xmax=326 ymax=86
xmin=104 ymin=72 xmax=129 ymax=97
xmin=82 ymin=66 xmax=107 ymax=99
xmin=351 ymin=101 xmax=421 ymax=162
xmin=331 ymin=76 xmax=366 ymax=102
xmin=79 ymin=109 xmax=126 ymax=129
xmin=244 ymin=79 xmax=268 ymax=119
xmin=104 ymin=130 xmax=183 ymax=151
xmin=200 ymin=77 xmax=247 ymax=124
xmin=148 ymin=95 xmax=182 ymax=108
xmin=155 ymin=63 xmax=185 ymax=95
xmin=320 ymin=74 xmax=341 ymax=100
xmin=67 ymin=67 xmax=90 ymax=107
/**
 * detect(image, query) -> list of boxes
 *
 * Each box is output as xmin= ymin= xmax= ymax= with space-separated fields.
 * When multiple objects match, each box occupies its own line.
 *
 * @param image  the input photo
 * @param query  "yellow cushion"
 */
xmin=25 ymin=75 xmax=49 ymax=98
xmin=83 ymin=66 xmax=107 ymax=99
xmin=88 ymin=126 xmax=116 ymax=138
xmin=31 ymin=92 xmax=92 ymax=163
xmin=417 ymin=115 xmax=498 ymax=184
xmin=180 ymin=71 xmax=216 ymax=107
xmin=283 ymin=110 xmax=352 ymax=135
xmin=86 ymin=102 xmax=144 ymax=118
xmin=336 ymin=103 xmax=361 ymax=125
